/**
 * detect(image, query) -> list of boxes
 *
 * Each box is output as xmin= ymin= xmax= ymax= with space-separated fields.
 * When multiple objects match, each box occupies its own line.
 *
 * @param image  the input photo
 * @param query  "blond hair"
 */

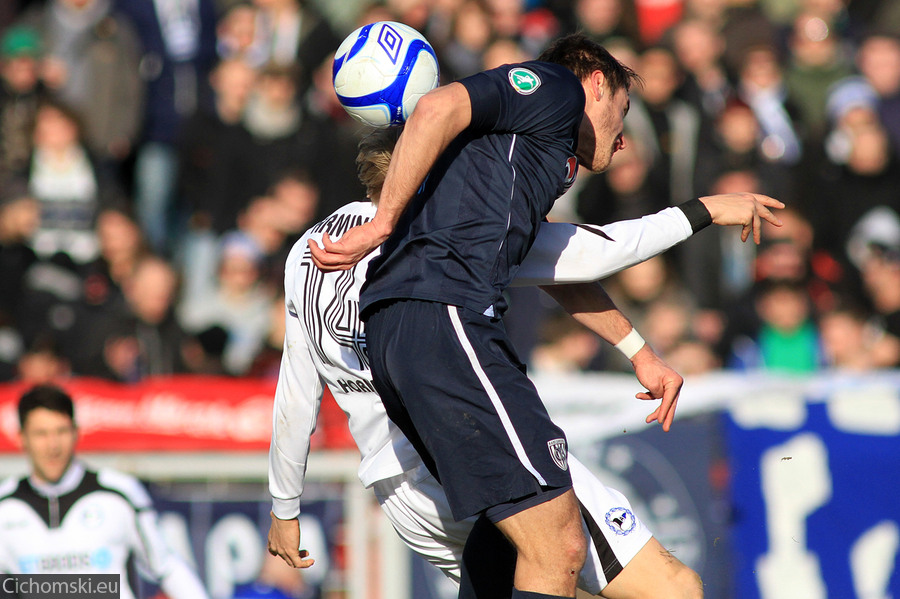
xmin=356 ymin=127 xmax=402 ymax=203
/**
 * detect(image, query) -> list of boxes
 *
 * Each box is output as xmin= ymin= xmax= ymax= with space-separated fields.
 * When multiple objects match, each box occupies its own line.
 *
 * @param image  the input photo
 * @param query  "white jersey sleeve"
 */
xmin=268 ymin=301 xmax=325 ymax=520
xmin=513 ymin=206 xmax=694 ymax=286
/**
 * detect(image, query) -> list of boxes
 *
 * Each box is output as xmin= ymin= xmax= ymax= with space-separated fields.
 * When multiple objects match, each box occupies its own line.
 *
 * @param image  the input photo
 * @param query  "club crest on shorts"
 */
xmin=605 ymin=507 xmax=636 ymax=536
xmin=508 ymin=67 xmax=541 ymax=95
xmin=547 ymin=438 xmax=568 ymax=470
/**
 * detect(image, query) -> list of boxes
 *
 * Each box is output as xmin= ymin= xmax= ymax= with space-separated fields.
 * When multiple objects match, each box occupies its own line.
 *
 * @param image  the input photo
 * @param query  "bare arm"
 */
xmin=309 ymin=83 xmax=473 ymax=271
xmin=540 ymin=282 xmax=684 ymax=432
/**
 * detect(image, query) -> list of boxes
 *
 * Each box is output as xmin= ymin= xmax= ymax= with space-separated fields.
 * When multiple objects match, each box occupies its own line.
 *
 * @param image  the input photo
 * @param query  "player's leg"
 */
xmin=567 ymin=454 xmax=702 ymax=599
xmin=367 ymin=300 xmax=584 ymax=597
xmin=492 ymin=488 xmax=588 ymax=597
xmin=599 ymin=537 xmax=702 ymax=599
xmin=459 ymin=514 xmax=516 ymax=599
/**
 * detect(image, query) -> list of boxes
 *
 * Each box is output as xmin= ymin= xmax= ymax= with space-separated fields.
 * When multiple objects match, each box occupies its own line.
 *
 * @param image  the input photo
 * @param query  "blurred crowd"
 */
xmin=0 ymin=0 xmax=899 ymax=384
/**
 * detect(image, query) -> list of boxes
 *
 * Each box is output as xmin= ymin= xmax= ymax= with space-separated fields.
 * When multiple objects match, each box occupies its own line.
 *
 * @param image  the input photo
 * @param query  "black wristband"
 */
xmin=678 ymin=198 xmax=713 ymax=233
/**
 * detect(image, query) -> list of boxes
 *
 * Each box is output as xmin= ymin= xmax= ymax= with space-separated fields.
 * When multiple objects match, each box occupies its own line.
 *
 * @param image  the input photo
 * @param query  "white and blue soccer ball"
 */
xmin=333 ymin=21 xmax=440 ymax=128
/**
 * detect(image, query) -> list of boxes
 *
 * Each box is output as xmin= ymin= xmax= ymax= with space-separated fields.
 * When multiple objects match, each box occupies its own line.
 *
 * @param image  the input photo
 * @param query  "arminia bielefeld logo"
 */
xmin=508 ymin=68 xmax=541 ymax=95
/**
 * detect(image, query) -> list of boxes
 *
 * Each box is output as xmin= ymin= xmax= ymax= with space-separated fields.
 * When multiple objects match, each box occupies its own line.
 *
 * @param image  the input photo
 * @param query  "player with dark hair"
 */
xmin=308 ymin=34 xmax=781 ymax=599
xmin=0 ymin=385 xmax=209 ymax=599
xmin=307 ymin=32 xmax=783 ymax=598
xmin=270 ymin=117 xmax=781 ymax=598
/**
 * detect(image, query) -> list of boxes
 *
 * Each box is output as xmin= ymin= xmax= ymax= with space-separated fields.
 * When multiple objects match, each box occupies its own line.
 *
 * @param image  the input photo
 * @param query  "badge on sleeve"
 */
xmin=508 ymin=68 xmax=541 ymax=95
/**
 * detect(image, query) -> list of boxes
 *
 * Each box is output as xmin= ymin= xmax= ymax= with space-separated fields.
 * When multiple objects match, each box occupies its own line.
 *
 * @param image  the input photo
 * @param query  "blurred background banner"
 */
xmin=0 ymin=376 xmax=353 ymax=452
xmin=725 ymin=382 xmax=900 ymax=599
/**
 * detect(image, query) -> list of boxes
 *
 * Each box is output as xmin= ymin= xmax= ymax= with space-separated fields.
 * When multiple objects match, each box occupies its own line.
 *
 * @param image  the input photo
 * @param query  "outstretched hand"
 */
xmin=268 ymin=512 xmax=316 ymax=569
xmin=699 ymin=192 xmax=784 ymax=244
xmin=308 ymin=221 xmax=390 ymax=271
xmin=630 ymin=346 xmax=684 ymax=432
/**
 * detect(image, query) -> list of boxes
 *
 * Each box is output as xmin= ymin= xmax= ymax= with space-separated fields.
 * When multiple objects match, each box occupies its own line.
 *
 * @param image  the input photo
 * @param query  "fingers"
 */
xmin=269 ymin=546 xmax=316 ymax=569
xmin=736 ymin=194 xmax=784 ymax=244
xmin=753 ymin=194 xmax=785 ymax=209
xmin=307 ymin=236 xmax=354 ymax=272
xmin=639 ymin=378 xmax=682 ymax=432
xmin=753 ymin=209 xmax=761 ymax=244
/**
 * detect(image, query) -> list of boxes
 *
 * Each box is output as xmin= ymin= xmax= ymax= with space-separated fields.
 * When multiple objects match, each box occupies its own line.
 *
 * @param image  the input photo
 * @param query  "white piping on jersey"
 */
xmin=486 ymin=134 xmax=518 ymax=318
xmin=446 ymin=305 xmax=548 ymax=486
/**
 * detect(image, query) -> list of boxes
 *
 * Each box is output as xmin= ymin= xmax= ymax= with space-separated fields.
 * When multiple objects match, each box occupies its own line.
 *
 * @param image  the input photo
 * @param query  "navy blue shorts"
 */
xmin=366 ymin=299 xmax=573 ymax=522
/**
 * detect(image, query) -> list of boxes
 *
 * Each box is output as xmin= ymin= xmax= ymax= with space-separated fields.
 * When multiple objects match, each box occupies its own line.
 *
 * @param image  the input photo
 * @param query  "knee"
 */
xmin=516 ymin=522 xmax=586 ymax=572
xmin=559 ymin=521 xmax=588 ymax=572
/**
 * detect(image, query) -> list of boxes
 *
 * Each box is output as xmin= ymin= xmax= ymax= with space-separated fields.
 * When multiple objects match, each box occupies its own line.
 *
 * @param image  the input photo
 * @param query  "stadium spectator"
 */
xmin=734 ymin=44 xmax=804 ymax=167
xmin=847 ymin=207 xmax=900 ymax=355
xmin=0 ymin=178 xmax=38 ymax=326
xmin=727 ymin=278 xmax=825 ymax=373
xmin=65 ymin=203 xmax=151 ymax=376
xmin=718 ymin=0 xmax=778 ymax=79
xmin=482 ymin=36 xmax=530 ymax=69
xmin=530 ymin=311 xmax=603 ymax=375
xmin=25 ymin=99 xmax=107 ymax=265
xmin=855 ymin=31 xmax=900 ymax=153
xmin=249 ymin=0 xmax=339 ymax=95
xmin=784 ymin=12 xmax=855 ymax=142
xmin=178 ymin=230 xmax=274 ymax=376
xmin=670 ymin=18 xmax=732 ymax=119
xmin=0 ymin=25 xmax=45 ymax=176
xmin=486 ymin=0 xmax=558 ymax=58
xmin=0 ymin=179 xmax=39 ymax=379
xmin=299 ymin=55 xmax=367 ymax=218
xmin=568 ymin=0 xmax=640 ymax=47
xmin=440 ymin=0 xmax=493 ymax=80
xmin=16 ymin=0 xmax=144 ymax=182
xmin=810 ymin=94 xmax=900 ymax=270
xmin=115 ymin=0 xmax=219 ymax=255
xmin=627 ymin=46 xmax=714 ymax=208
xmin=245 ymin=291 xmax=286 ymax=379
xmin=242 ymin=62 xmax=322 ymax=201
xmin=818 ymin=297 xmax=884 ymax=370
xmin=14 ymin=334 xmax=71 ymax=383
xmin=177 ymin=56 xmax=257 ymax=285
xmin=77 ymin=254 xmax=194 ymax=381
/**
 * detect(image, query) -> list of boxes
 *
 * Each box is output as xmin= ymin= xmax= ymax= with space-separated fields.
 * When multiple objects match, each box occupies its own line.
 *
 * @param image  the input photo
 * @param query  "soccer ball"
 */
xmin=333 ymin=21 xmax=440 ymax=128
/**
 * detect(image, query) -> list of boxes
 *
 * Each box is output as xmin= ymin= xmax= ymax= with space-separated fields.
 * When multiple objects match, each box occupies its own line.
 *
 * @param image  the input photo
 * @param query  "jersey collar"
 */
xmin=28 ymin=460 xmax=85 ymax=498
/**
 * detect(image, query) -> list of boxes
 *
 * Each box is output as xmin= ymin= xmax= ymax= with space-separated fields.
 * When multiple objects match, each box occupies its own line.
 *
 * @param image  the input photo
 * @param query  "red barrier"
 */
xmin=0 ymin=377 xmax=354 ymax=453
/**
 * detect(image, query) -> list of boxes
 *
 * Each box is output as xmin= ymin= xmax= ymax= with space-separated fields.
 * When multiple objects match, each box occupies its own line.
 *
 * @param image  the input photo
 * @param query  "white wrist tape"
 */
xmin=614 ymin=328 xmax=646 ymax=360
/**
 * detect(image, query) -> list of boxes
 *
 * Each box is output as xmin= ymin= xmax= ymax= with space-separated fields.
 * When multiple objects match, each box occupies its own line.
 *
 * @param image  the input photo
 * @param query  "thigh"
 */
xmin=568 ymin=454 xmax=653 ymax=594
xmin=598 ymin=536 xmax=700 ymax=599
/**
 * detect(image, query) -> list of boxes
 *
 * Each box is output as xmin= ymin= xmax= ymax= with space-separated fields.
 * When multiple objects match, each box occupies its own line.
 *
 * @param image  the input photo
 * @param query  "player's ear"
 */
xmin=587 ymin=70 xmax=606 ymax=102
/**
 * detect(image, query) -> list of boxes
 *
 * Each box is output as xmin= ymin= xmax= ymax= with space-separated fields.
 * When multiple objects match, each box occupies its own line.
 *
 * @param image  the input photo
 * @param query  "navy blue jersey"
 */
xmin=359 ymin=61 xmax=584 ymax=318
